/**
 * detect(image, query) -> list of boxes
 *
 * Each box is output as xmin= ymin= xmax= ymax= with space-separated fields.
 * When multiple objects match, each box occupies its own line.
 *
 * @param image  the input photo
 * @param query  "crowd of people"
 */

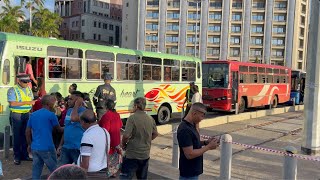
xmin=7 ymin=72 xmax=219 ymax=180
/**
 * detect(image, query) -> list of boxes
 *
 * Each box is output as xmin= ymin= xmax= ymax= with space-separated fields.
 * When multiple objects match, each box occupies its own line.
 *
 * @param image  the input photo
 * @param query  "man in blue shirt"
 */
xmin=58 ymin=91 xmax=87 ymax=166
xmin=26 ymin=95 xmax=63 ymax=179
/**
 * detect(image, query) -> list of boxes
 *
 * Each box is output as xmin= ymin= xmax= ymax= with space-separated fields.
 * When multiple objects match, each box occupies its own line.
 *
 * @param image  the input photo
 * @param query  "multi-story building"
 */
xmin=55 ymin=0 xmax=122 ymax=46
xmin=122 ymin=0 xmax=309 ymax=70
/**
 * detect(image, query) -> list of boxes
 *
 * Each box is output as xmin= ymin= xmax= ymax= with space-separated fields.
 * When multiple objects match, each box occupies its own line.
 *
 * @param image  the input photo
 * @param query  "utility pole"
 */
xmin=301 ymin=0 xmax=320 ymax=155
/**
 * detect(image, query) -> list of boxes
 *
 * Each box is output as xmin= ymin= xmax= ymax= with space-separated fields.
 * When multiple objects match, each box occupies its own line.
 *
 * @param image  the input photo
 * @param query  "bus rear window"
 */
xmin=203 ymin=63 xmax=229 ymax=88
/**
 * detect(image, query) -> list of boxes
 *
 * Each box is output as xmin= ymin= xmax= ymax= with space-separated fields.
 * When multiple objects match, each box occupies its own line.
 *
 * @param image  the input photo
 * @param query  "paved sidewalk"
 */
xmin=149 ymin=111 xmax=320 ymax=179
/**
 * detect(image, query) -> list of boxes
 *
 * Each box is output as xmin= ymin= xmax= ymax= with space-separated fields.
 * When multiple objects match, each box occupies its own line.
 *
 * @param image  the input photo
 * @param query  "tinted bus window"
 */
xmin=240 ymin=66 xmax=248 ymax=72
xmin=142 ymin=56 xmax=161 ymax=81
xmin=249 ymin=66 xmax=257 ymax=72
xmin=274 ymin=76 xmax=280 ymax=83
xmin=267 ymin=75 xmax=273 ymax=83
xmin=164 ymin=59 xmax=180 ymax=81
xmin=273 ymin=69 xmax=280 ymax=74
xmin=258 ymin=67 xmax=265 ymax=73
xmin=266 ymin=68 xmax=273 ymax=73
xmin=249 ymin=74 xmax=257 ymax=83
xmin=2 ymin=59 xmax=10 ymax=84
xmin=86 ymin=51 xmax=114 ymax=80
xmin=116 ymin=54 xmax=140 ymax=81
xmin=182 ymin=61 xmax=196 ymax=82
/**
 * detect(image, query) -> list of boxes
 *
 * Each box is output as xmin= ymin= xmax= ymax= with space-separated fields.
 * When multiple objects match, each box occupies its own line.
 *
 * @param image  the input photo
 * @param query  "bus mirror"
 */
xmin=15 ymin=57 xmax=26 ymax=74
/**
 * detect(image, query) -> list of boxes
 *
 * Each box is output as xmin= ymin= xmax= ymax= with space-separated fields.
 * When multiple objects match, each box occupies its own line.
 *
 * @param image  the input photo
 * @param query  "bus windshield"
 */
xmin=203 ymin=63 xmax=229 ymax=88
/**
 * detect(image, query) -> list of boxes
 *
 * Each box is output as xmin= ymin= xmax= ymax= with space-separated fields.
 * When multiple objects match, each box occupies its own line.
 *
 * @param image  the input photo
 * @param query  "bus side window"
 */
xmin=2 ymin=59 xmax=10 ymax=85
xmin=86 ymin=50 xmax=114 ymax=80
xmin=164 ymin=59 xmax=180 ymax=81
xmin=182 ymin=61 xmax=196 ymax=81
xmin=116 ymin=54 xmax=140 ymax=81
xmin=142 ymin=56 xmax=161 ymax=81
xmin=250 ymin=74 xmax=257 ymax=83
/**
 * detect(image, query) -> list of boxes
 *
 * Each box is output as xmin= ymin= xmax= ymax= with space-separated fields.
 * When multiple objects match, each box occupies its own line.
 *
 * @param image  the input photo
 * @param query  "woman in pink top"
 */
xmin=25 ymin=58 xmax=37 ymax=88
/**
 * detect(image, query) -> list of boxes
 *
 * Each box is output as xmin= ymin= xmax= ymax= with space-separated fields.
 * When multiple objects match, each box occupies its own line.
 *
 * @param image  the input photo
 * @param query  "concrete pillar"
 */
xmin=69 ymin=0 xmax=72 ymax=16
xmin=138 ymin=0 xmax=146 ymax=50
xmin=220 ymin=134 xmax=232 ymax=180
xmin=301 ymin=0 xmax=320 ymax=155
xmin=179 ymin=0 xmax=188 ymax=55
xmin=220 ymin=0 xmax=230 ymax=60
xmin=285 ymin=0 xmax=296 ymax=67
xmin=200 ymin=0 xmax=209 ymax=61
xmin=263 ymin=0 xmax=274 ymax=64
xmin=241 ymin=0 xmax=251 ymax=62
xmin=158 ymin=0 xmax=167 ymax=53
xmin=59 ymin=1 xmax=62 ymax=16
xmin=283 ymin=146 xmax=297 ymax=180
xmin=63 ymin=1 xmax=66 ymax=16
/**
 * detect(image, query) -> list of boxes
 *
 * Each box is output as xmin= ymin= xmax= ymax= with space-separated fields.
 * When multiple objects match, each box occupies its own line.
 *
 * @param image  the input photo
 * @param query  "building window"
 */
xmin=166 ymin=35 xmax=179 ymax=43
xmin=230 ymin=36 xmax=240 ymax=45
xmin=167 ymin=11 xmax=180 ymax=19
xmin=147 ymin=0 xmax=159 ymax=7
xmin=147 ymin=11 xmax=159 ymax=19
xmin=167 ymin=0 xmax=180 ymax=8
xmin=98 ymin=34 xmax=101 ymax=40
xmin=188 ymin=12 xmax=200 ymax=20
xmin=207 ymin=47 xmax=220 ymax=56
xmin=232 ymin=1 xmax=242 ymax=9
xmin=82 ymin=20 xmax=85 ymax=26
xmin=93 ymin=34 xmax=96 ymax=40
xmin=84 ymin=1 xmax=87 ymax=12
xmin=231 ymin=25 xmax=241 ymax=33
xmin=252 ymin=1 xmax=265 ymax=9
xmin=209 ymin=12 xmax=222 ymax=20
xmin=76 ymin=21 xmax=79 ymax=27
xmin=273 ymin=14 xmax=286 ymax=22
xmin=250 ymin=48 xmax=263 ymax=57
xmin=301 ymin=16 xmax=306 ymax=25
xmin=98 ymin=22 xmax=101 ymax=28
xmin=167 ymin=23 xmax=179 ymax=31
xmin=166 ymin=46 xmax=179 ymax=54
xmin=230 ymin=48 xmax=240 ymax=57
xmin=232 ymin=13 xmax=242 ymax=21
xmin=210 ymin=1 xmax=222 ymax=8
xmin=126 ymin=2 xmax=129 ymax=7
xmin=208 ymin=24 xmax=221 ymax=32
xmin=252 ymin=13 xmax=264 ymax=21
xmin=272 ymin=49 xmax=284 ymax=57
xmin=72 ymin=21 xmax=75 ymax=27
xmin=251 ymin=37 xmax=263 ymax=45
xmin=301 ymin=4 xmax=306 ymax=13
xmin=298 ymin=51 xmax=303 ymax=60
xmin=300 ymin=28 xmax=305 ymax=37
xmin=146 ymin=23 xmax=158 ymax=31
xmin=187 ymin=24 xmax=200 ymax=32
xmin=273 ymin=25 xmax=286 ymax=34
xmin=187 ymin=35 xmax=199 ymax=43
xmin=109 ymin=36 xmax=114 ymax=44
xmin=109 ymin=24 xmax=114 ymax=30
xmin=207 ymin=36 xmax=220 ymax=44
xmin=299 ymin=39 xmax=304 ymax=48
xmin=146 ymin=34 xmax=158 ymax=42
xmin=105 ymin=2 xmax=109 ymax=9
xmin=251 ymin=25 xmax=264 ymax=34
xmin=94 ymin=21 xmax=96 ymax=27
xmin=82 ymin=33 xmax=85 ymax=39
xmin=274 ymin=2 xmax=287 ymax=9
xmin=297 ymin=62 xmax=302 ymax=69
xmin=272 ymin=38 xmax=285 ymax=46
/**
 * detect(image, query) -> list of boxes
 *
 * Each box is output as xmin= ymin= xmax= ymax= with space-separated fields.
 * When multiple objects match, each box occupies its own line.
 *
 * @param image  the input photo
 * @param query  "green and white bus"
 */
xmin=0 ymin=32 xmax=202 ymax=133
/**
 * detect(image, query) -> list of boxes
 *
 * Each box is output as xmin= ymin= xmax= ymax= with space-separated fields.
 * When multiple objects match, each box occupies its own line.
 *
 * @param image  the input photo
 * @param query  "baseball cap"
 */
xmin=103 ymin=73 xmax=113 ymax=80
xmin=17 ymin=74 xmax=31 ymax=83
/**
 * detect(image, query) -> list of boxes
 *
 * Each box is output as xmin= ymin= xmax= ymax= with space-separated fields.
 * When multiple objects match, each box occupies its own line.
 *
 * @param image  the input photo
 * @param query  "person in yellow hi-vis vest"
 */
xmin=7 ymin=74 xmax=36 ymax=165
xmin=183 ymin=82 xmax=195 ymax=119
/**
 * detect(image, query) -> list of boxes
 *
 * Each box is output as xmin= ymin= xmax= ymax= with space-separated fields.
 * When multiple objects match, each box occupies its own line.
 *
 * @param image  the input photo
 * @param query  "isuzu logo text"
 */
xmin=16 ymin=45 xmax=43 ymax=51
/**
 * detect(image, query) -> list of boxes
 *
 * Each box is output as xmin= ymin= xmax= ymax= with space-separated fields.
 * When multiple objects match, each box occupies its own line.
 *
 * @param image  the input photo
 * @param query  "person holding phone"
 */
xmin=177 ymin=103 xmax=220 ymax=180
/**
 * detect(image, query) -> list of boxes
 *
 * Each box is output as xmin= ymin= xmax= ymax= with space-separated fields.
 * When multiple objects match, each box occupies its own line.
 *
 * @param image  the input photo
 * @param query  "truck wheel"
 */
xmin=157 ymin=106 xmax=171 ymax=125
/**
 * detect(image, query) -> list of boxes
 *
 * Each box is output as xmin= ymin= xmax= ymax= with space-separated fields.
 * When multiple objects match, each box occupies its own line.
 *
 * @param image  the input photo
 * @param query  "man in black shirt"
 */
xmin=183 ymin=82 xmax=195 ymax=119
xmin=93 ymin=73 xmax=116 ymax=120
xmin=177 ymin=103 xmax=220 ymax=179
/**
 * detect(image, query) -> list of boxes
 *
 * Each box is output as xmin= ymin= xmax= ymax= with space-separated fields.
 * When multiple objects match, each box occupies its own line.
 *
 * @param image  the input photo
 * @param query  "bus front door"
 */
xmin=231 ymin=71 xmax=239 ymax=111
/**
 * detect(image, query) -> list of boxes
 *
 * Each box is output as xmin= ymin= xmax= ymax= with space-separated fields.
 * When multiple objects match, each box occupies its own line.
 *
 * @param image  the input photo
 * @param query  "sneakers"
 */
xmin=13 ymin=159 xmax=21 ymax=165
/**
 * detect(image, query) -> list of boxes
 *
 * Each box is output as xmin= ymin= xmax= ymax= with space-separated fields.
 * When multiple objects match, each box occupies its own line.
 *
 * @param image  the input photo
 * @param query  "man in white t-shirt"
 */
xmin=78 ymin=109 xmax=110 ymax=174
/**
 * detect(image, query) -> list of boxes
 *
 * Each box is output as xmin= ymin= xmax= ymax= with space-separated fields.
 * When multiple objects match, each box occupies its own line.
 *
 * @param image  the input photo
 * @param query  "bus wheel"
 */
xmin=238 ymin=97 xmax=246 ymax=113
xmin=157 ymin=106 xmax=171 ymax=125
xmin=272 ymin=96 xmax=278 ymax=108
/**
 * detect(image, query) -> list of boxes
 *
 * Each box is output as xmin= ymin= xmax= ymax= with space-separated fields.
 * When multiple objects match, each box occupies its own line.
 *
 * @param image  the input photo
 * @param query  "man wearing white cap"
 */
xmin=7 ymin=74 xmax=36 ymax=165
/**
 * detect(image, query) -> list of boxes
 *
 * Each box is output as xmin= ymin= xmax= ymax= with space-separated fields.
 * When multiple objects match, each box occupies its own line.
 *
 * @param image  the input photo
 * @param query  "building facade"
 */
xmin=55 ymin=0 xmax=122 ymax=46
xmin=122 ymin=0 xmax=309 ymax=70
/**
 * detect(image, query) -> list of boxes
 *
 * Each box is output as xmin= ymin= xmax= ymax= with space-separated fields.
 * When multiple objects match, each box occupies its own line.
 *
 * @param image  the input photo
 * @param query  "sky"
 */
xmin=13 ymin=0 xmax=54 ymax=12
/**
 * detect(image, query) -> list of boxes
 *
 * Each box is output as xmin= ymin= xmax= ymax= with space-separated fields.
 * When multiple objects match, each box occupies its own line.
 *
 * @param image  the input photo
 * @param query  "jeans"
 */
xmin=120 ymin=157 xmax=149 ymax=180
xmin=179 ymin=175 xmax=199 ymax=180
xmin=32 ymin=149 xmax=57 ymax=180
xmin=58 ymin=147 xmax=80 ymax=166
xmin=10 ymin=112 xmax=29 ymax=161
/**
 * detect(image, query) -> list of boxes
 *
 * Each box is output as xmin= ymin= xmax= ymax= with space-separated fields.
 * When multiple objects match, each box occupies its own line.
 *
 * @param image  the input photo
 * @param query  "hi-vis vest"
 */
xmin=9 ymin=85 xmax=33 ymax=113
xmin=187 ymin=89 xmax=192 ymax=105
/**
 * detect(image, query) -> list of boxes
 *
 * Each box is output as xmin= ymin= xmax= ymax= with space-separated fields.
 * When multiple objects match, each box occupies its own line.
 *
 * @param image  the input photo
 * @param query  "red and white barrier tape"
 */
xmin=200 ymin=134 xmax=320 ymax=162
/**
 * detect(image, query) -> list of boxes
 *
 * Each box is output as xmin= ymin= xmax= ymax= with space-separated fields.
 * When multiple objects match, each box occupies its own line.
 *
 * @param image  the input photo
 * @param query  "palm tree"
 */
xmin=0 ymin=3 xmax=25 ymax=33
xmin=32 ymin=7 xmax=63 ymax=38
xmin=21 ymin=0 xmax=45 ymax=34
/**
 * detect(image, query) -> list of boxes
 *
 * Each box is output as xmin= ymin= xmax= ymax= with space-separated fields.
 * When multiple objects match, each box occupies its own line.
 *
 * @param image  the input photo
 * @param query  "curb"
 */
xmin=157 ymin=105 xmax=304 ymax=135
